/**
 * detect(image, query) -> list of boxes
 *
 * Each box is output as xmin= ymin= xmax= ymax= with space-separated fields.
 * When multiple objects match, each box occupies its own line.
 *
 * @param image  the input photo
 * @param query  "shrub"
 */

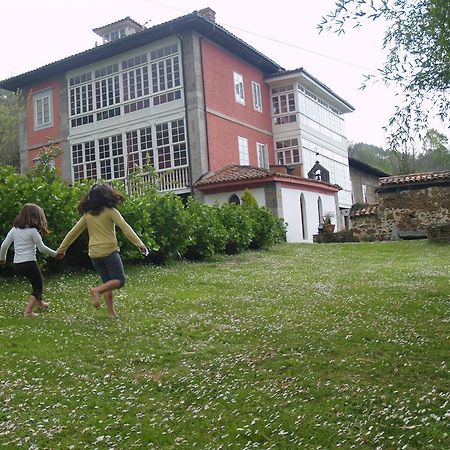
xmin=0 ymin=165 xmax=86 ymax=271
xmin=183 ymin=198 xmax=227 ymax=260
xmin=216 ymin=203 xmax=253 ymax=254
xmin=244 ymin=204 xmax=287 ymax=249
xmin=142 ymin=191 xmax=191 ymax=263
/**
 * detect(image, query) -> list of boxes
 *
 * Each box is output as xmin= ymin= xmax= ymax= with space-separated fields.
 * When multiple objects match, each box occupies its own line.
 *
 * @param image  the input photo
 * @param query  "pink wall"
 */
xmin=201 ymin=39 xmax=274 ymax=171
xmin=26 ymin=80 xmax=61 ymax=170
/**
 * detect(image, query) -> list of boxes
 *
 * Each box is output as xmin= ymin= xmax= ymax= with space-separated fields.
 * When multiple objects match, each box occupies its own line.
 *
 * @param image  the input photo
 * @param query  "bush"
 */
xmin=142 ymin=191 xmax=191 ymax=263
xmin=183 ymin=198 xmax=227 ymax=260
xmin=244 ymin=204 xmax=287 ymax=249
xmin=216 ymin=203 xmax=253 ymax=254
xmin=0 ymin=165 xmax=87 ymax=271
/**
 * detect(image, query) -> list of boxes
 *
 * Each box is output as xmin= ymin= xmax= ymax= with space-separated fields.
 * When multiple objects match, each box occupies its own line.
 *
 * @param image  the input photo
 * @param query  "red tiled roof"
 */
xmin=196 ymin=165 xmax=273 ymax=186
xmin=379 ymin=171 xmax=450 ymax=186
xmin=350 ymin=204 xmax=379 ymax=217
xmin=195 ymin=165 xmax=340 ymax=192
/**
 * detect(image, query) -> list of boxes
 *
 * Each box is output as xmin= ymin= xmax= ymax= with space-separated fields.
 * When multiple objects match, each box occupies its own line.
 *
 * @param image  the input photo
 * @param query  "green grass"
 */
xmin=0 ymin=241 xmax=449 ymax=449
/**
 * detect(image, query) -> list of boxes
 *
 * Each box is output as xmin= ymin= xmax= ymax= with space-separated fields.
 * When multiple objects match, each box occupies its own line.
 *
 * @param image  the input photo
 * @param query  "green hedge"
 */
xmin=0 ymin=166 xmax=286 ymax=271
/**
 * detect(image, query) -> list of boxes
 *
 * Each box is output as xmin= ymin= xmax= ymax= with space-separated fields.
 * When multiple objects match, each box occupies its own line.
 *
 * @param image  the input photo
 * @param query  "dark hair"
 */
xmin=13 ymin=203 xmax=50 ymax=234
xmin=79 ymin=184 xmax=124 ymax=215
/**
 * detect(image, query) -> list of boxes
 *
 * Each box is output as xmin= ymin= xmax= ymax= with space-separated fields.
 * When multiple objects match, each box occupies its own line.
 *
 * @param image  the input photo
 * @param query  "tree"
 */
xmin=417 ymin=129 xmax=450 ymax=172
xmin=319 ymin=0 xmax=450 ymax=151
xmin=0 ymin=89 xmax=20 ymax=168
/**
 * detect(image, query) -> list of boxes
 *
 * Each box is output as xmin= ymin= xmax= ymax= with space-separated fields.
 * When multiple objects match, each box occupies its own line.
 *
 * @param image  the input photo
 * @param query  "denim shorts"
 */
xmin=91 ymin=252 xmax=125 ymax=287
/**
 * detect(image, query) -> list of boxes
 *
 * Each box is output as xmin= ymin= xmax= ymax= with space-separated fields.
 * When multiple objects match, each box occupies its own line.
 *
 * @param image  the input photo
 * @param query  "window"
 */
xmin=275 ymin=138 xmax=300 ymax=165
xmin=252 ymin=81 xmax=262 ymax=111
xmin=126 ymin=127 xmax=154 ymax=171
xmin=256 ymin=143 xmax=268 ymax=169
xmin=362 ymin=184 xmax=368 ymax=202
xmin=233 ymin=72 xmax=245 ymax=104
xmin=155 ymin=119 xmax=188 ymax=170
xmin=72 ymin=141 xmax=96 ymax=181
xmin=238 ymin=137 xmax=249 ymax=165
xmin=98 ymin=134 xmax=124 ymax=180
xmin=272 ymin=91 xmax=296 ymax=125
xmin=33 ymin=90 xmax=53 ymax=130
xmin=151 ymin=56 xmax=180 ymax=93
xmin=68 ymin=43 xmax=182 ymax=128
xmin=229 ymin=194 xmax=241 ymax=205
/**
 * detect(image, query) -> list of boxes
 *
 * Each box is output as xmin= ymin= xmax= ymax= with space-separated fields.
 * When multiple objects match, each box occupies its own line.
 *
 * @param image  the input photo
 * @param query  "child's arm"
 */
xmin=111 ymin=208 xmax=146 ymax=252
xmin=56 ymin=216 xmax=87 ymax=257
xmin=31 ymin=229 xmax=57 ymax=258
xmin=0 ymin=228 xmax=14 ymax=263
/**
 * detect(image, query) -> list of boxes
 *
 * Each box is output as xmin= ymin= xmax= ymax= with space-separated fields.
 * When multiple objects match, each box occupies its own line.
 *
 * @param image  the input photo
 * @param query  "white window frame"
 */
xmin=252 ymin=81 xmax=262 ymax=112
xmin=238 ymin=136 xmax=249 ymax=165
xmin=33 ymin=89 xmax=53 ymax=130
xmin=256 ymin=142 xmax=269 ymax=169
xmin=233 ymin=72 xmax=245 ymax=105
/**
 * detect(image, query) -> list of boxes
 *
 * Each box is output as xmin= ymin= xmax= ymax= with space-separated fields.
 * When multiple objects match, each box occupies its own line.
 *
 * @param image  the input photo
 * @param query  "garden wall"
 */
xmin=351 ymin=185 xmax=450 ymax=241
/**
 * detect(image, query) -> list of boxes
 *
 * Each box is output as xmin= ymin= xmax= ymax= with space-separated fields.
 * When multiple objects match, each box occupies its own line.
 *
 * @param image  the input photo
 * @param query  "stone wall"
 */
xmin=351 ymin=185 xmax=450 ymax=241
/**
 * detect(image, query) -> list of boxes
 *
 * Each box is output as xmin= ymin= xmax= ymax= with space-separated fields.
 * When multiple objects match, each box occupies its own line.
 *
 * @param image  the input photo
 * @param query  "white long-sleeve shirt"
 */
xmin=0 ymin=227 xmax=57 ymax=263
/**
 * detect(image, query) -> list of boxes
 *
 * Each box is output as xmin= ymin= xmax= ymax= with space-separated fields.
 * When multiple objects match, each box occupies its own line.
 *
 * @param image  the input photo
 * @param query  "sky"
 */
xmin=1 ymin=0 xmax=447 ymax=148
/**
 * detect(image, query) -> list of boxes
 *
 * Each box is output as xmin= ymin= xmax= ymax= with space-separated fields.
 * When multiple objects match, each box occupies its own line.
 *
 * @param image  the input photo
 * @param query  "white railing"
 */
xmin=125 ymin=165 xmax=191 ymax=195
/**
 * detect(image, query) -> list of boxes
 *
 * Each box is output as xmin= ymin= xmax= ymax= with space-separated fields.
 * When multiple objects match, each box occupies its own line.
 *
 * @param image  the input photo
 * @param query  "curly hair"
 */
xmin=79 ymin=184 xmax=124 ymax=215
xmin=13 ymin=203 xmax=50 ymax=234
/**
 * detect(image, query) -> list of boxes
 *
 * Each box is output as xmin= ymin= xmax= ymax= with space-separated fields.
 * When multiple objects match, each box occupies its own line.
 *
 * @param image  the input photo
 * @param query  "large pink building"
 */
xmin=0 ymin=8 xmax=354 ymax=242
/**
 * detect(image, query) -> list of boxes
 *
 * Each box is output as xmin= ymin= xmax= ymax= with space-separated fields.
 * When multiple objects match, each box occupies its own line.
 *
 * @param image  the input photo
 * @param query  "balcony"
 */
xmin=126 ymin=165 xmax=191 ymax=195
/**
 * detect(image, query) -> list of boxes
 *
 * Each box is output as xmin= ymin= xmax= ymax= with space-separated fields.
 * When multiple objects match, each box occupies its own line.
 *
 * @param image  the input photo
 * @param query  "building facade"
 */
xmin=0 ymin=8 xmax=354 ymax=243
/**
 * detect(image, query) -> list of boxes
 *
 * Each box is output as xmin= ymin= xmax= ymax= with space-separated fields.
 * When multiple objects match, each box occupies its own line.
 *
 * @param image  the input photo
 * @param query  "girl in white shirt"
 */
xmin=0 ymin=203 xmax=57 ymax=317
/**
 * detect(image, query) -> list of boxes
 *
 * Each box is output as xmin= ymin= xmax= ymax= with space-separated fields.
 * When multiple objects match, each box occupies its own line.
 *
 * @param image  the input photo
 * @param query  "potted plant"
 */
xmin=322 ymin=212 xmax=335 ymax=233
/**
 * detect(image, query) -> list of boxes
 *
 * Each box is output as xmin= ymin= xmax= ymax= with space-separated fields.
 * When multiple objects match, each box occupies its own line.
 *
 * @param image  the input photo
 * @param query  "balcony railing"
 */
xmin=125 ymin=165 xmax=191 ymax=195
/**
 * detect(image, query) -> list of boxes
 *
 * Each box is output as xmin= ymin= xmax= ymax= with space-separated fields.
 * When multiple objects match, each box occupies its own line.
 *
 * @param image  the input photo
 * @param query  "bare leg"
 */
xmin=104 ymin=291 xmax=116 ymax=319
xmin=24 ymin=295 xmax=38 ymax=317
xmin=89 ymin=280 xmax=121 ymax=311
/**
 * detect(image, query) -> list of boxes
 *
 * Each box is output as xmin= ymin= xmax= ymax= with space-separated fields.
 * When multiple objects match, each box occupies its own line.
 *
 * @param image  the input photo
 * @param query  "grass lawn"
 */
xmin=0 ymin=240 xmax=449 ymax=449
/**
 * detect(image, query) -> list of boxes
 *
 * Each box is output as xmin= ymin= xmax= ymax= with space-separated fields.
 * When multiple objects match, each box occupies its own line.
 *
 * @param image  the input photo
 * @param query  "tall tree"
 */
xmin=0 ymin=89 xmax=20 ymax=168
xmin=319 ymin=0 xmax=450 ymax=151
xmin=417 ymin=129 xmax=450 ymax=172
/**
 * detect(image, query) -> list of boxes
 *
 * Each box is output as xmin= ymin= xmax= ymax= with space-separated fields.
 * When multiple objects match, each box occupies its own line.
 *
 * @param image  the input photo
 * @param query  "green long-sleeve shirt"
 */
xmin=58 ymin=208 xmax=144 ymax=258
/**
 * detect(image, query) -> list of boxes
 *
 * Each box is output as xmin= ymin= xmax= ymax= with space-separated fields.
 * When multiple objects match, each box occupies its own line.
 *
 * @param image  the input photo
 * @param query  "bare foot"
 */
xmin=89 ymin=288 xmax=101 ymax=309
xmin=109 ymin=312 xmax=117 ymax=319
xmin=24 ymin=311 xmax=38 ymax=317
xmin=38 ymin=301 xmax=50 ymax=310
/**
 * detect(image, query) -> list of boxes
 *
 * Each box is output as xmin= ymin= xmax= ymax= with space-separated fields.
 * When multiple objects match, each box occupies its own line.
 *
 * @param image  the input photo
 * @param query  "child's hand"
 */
xmin=139 ymin=245 xmax=149 ymax=256
xmin=0 ymin=260 xmax=6 ymax=265
xmin=55 ymin=251 xmax=65 ymax=260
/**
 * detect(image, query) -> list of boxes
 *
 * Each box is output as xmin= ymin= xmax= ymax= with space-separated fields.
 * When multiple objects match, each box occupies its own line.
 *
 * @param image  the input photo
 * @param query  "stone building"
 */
xmin=348 ymin=156 xmax=390 ymax=204
xmin=350 ymin=171 xmax=450 ymax=241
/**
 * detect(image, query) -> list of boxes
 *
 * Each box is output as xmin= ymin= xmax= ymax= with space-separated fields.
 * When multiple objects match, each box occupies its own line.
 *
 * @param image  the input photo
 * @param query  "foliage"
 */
xmin=0 ymin=165 xmax=86 ymax=271
xmin=240 ymin=188 xmax=258 ymax=207
xmin=243 ymin=203 xmax=287 ymax=249
xmin=183 ymin=198 xmax=227 ymax=260
xmin=322 ymin=211 xmax=335 ymax=225
xmin=319 ymin=0 xmax=450 ymax=149
xmin=0 ymin=165 xmax=286 ymax=268
xmin=0 ymin=89 xmax=20 ymax=168
xmin=142 ymin=191 xmax=191 ymax=263
xmin=0 ymin=241 xmax=448 ymax=448
xmin=349 ymin=130 xmax=450 ymax=174
xmin=216 ymin=203 xmax=253 ymax=254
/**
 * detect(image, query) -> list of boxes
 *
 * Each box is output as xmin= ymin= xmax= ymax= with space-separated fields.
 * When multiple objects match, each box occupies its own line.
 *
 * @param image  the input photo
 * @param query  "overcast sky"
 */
xmin=1 ymin=0 xmax=447 ymax=148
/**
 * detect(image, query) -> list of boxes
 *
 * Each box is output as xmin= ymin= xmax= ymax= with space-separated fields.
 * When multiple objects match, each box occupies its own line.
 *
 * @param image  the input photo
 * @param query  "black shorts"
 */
xmin=14 ymin=261 xmax=44 ymax=301
xmin=91 ymin=251 xmax=125 ymax=287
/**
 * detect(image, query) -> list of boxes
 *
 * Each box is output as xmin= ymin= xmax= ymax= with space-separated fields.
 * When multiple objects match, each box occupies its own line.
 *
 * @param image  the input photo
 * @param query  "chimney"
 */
xmin=198 ymin=7 xmax=216 ymax=22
